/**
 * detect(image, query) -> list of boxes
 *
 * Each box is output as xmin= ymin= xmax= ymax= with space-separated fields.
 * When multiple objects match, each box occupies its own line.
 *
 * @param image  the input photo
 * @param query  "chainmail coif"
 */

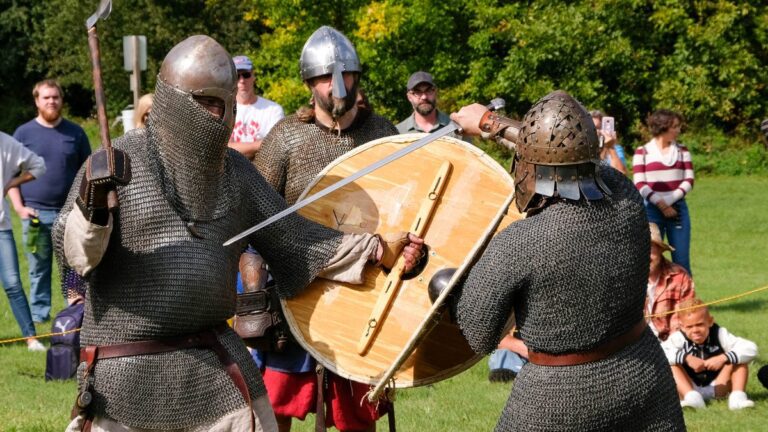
xmin=254 ymin=108 xmax=398 ymax=205
xmin=454 ymin=166 xmax=685 ymax=431
xmin=148 ymin=79 xmax=233 ymax=222
xmin=51 ymin=115 xmax=342 ymax=428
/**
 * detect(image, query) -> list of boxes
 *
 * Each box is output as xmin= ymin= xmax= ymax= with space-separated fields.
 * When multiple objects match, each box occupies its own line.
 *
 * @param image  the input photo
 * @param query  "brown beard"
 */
xmin=414 ymin=100 xmax=435 ymax=116
xmin=314 ymin=83 xmax=358 ymax=120
xmin=39 ymin=107 xmax=62 ymax=123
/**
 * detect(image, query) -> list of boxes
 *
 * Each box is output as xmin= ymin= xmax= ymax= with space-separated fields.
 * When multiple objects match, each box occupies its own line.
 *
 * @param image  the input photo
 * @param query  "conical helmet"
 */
xmin=299 ymin=26 xmax=361 ymax=99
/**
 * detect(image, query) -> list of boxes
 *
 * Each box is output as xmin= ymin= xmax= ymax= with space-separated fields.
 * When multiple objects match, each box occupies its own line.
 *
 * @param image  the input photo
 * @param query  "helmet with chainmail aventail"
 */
xmin=157 ymin=35 xmax=237 ymax=129
xmin=299 ymin=26 xmax=361 ymax=99
xmin=149 ymin=35 xmax=238 ymax=223
xmin=513 ymin=90 xmax=611 ymax=212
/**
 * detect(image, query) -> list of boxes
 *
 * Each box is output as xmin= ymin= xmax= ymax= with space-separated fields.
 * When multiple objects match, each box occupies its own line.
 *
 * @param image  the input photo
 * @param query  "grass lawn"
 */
xmin=1 ymin=175 xmax=767 ymax=431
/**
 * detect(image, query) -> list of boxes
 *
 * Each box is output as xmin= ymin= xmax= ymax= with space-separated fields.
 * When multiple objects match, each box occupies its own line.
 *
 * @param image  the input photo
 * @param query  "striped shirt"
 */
xmin=632 ymin=139 xmax=694 ymax=205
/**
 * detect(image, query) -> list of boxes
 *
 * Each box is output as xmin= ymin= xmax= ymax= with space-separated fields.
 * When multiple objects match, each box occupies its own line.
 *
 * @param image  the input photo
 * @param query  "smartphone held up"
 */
xmin=601 ymin=116 xmax=614 ymax=134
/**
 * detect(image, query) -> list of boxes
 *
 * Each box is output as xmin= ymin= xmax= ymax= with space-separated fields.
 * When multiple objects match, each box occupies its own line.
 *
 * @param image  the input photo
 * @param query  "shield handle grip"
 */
xmin=357 ymin=161 xmax=453 ymax=355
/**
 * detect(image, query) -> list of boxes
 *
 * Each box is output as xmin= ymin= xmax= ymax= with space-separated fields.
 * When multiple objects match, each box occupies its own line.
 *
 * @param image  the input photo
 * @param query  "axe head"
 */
xmin=86 ymin=0 xmax=112 ymax=29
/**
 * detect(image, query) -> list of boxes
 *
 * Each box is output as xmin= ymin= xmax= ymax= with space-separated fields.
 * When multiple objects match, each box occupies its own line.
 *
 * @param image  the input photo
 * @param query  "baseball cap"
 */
xmin=407 ymin=71 xmax=435 ymax=91
xmin=233 ymin=55 xmax=253 ymax=71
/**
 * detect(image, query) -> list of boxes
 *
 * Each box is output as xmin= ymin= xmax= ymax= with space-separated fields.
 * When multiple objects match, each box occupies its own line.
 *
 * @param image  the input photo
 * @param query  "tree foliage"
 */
xmin=2 ymin=0 xmax=767 ymax=146
xmin=2 ymin=0 xmax=261 ymax=133
xmin=0 ymin=0 xmax=41 ymax=132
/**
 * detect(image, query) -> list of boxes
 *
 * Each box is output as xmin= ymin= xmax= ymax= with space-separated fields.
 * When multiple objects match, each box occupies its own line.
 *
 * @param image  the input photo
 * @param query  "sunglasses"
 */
xmin=238 ymin=71 xmax=252 ymax=79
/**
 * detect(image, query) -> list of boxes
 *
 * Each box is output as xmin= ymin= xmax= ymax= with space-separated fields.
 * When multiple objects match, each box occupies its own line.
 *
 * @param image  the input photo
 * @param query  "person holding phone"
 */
xmin=590 ymin=110 xmax=626 ymax=174
xmin=632 ymin=109 xmax=694 ymax=275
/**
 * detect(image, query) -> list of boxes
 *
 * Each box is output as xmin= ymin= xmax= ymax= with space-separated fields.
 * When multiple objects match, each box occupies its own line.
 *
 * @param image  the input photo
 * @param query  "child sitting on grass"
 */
xmin=662 ymin=298 xmax=758 ymax=410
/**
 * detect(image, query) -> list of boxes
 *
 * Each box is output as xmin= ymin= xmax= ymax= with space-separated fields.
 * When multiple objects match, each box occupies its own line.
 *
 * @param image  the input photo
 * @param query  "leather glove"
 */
xmin=76 ymin=147 xmax=131 ymax=224
xmin=375 ymin=232 xmax=411 ymax=270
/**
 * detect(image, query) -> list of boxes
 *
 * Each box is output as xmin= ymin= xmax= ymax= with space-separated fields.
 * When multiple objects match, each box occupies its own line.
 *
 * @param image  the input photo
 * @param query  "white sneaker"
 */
xmin=728 ymin=391 xmax=755 ymax=410
xmin=27 ymin=339 xmax=46 ymax=352
xmin=680 ymin=390 xmax=706 ymax=409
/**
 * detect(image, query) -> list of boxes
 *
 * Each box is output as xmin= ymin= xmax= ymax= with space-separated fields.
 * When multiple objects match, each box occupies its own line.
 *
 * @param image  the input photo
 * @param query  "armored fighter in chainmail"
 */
xmin=249 ymin=27 xmax=399 ymax=432
xmin=448 ymin=91 xmax=685 ymax=431
xmin=53 ymin=35 xmax=422 ymax=432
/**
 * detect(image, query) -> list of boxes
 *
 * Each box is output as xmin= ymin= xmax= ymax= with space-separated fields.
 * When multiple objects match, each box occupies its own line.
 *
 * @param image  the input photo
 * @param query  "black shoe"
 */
xmin=758 ymin=365 xmax=768 ymax=390
xmin=488 ymin=369 xmax=517 ymax=383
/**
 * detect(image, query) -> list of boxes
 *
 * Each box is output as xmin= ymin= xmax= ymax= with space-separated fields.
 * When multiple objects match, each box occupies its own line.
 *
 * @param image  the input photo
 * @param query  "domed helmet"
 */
xmin=513 ymin=90 xmax=610 ymax=212
xmin=157 ymin=35 xmax=237 ymax=128
xmin=148 ymin=35 xmax=238 ymax=223
xmin=299 ymin=26 xmax=361 ymax=99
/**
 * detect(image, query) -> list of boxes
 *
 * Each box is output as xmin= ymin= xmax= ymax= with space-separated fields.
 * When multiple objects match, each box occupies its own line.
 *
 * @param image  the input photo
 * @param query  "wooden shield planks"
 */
xmin=283 ymin=133 xmax=523 ymax=388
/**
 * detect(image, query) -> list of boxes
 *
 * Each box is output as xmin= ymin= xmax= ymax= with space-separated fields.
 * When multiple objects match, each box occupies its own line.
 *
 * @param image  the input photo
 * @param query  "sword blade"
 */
xmin=223 ymin=124 xmax=459 ymax=246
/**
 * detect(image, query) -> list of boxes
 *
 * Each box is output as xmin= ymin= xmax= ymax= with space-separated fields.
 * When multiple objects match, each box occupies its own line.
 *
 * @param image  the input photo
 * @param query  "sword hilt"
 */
xmin=454 ymin=98 xmax=506 ymax=136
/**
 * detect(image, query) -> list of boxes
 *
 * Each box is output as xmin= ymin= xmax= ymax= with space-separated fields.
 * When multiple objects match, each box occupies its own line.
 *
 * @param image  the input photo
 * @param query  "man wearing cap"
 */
xmin=229 ymin=55 xmax=285 ymax=160
xmin=646 ymin=222 xmax=696 ymax=342
xmin=396 ymin=71 xmax=468 ymax=141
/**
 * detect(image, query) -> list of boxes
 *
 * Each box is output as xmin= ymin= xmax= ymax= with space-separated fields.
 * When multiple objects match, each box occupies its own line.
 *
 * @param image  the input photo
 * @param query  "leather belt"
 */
xmin=527 ymin=320 xmax=647 ymax=367
xmin=76 ymin=323 xmax=254 ymax=431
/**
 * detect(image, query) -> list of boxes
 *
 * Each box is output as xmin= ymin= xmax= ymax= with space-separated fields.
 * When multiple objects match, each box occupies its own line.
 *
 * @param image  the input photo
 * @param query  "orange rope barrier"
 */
xmin=0 ymin=328 xmax=81 ymax=345
xmin=1 ymin=285 xmax=766 ymax=345
xmin=645 ymin=284 xmax=768 ymax=319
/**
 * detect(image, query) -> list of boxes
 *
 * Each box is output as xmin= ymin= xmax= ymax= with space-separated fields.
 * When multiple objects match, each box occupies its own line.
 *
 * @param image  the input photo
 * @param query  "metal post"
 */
xmin=132 ymin=35 xmax=141 ymax=107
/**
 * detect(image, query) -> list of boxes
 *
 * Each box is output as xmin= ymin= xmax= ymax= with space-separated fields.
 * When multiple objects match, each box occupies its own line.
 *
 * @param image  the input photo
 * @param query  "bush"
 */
xmin=679 ymin=127 xmax=768 ymax=176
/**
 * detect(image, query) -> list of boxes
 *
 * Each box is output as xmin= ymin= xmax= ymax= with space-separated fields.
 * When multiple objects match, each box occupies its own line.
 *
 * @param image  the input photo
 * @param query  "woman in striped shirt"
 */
xmin=633 ymin=109 xmax=694 ymax=274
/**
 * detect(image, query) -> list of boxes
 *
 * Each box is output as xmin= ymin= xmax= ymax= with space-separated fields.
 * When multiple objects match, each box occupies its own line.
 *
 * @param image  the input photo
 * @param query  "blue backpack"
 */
xmin=45 ymin=300 xmax=84 ymax=381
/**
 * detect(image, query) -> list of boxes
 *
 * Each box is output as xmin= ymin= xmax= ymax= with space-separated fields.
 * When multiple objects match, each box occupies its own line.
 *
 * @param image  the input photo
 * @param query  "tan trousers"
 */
xmin=65 ymin=396 xmax=278 ymax=432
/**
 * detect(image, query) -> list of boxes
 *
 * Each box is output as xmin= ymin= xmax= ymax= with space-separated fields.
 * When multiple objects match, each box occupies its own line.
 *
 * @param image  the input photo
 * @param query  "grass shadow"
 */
xmin=709 ymin=298 xmax=767 ymax=313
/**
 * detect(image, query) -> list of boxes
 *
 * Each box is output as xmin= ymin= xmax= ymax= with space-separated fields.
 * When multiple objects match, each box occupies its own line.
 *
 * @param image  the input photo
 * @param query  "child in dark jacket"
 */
xmin=662 ymin=298 xmax=758 ymax=410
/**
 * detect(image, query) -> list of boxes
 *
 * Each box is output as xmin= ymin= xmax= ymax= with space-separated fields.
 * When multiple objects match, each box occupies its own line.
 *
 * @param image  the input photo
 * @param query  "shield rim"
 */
xmin=281 ymin=133 xmax=518 ymax=388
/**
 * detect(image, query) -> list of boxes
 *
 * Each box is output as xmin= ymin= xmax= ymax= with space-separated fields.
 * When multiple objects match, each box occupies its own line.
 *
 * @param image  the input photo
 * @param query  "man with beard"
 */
xmin=396 ymin=71 xmax=468 ymax=141
xmin=252 ymin=27 xmax=399 ymax=432
xmin=54 ymin=35 xmax=422 ymax=432
xmin=10 ymin=79 xmax=90 ymax=323
xmin=448 ymin=91 xmax=685 ymax=431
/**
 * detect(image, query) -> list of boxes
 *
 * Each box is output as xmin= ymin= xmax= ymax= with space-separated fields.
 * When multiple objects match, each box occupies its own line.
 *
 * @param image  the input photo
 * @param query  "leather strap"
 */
xmin=478 ymin=111 xmax=521 ymax=147
xmin=528 ymin=320 xmax=647 ymax=367
xmin=77 ymin=324 xmax=254 ymax=431
xmin=315 ymin=364 xmax=326 ymax=432
xmin=387 ymin=400 xmax=396 ymax=432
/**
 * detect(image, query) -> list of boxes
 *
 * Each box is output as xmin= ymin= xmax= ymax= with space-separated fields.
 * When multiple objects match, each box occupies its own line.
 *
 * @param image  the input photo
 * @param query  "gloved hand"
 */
xmin=374 ymin=232 xmax=424 ymax=272
xmin=76 ymin=147 xmax=131 ymax=225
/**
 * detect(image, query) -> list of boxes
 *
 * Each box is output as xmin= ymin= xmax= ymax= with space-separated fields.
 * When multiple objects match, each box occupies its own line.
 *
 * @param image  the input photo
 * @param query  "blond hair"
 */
xmin=677 ymin=297 xmax=708 ymax=320
xmin=33 ymin=79 xmax=63 ymax=99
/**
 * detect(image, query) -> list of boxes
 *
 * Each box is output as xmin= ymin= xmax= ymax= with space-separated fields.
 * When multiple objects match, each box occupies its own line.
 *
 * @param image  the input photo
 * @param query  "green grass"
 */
xmin=1 ymin=176 xmax=767 ymax=431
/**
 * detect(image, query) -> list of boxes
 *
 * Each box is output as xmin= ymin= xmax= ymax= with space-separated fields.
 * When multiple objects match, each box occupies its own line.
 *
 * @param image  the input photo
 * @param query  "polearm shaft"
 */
xmin=87 ymin=28 xmax=111 ymax=151
xmin=223 ymin=98 xmax=507 ymax=247
xmin=85 ymin=0 xmax=117 ymax=210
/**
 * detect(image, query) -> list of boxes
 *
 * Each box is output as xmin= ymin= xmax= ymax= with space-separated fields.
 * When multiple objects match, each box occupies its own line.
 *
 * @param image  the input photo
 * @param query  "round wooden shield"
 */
xmin=283 ymin=133 xmax=523 ymax=388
